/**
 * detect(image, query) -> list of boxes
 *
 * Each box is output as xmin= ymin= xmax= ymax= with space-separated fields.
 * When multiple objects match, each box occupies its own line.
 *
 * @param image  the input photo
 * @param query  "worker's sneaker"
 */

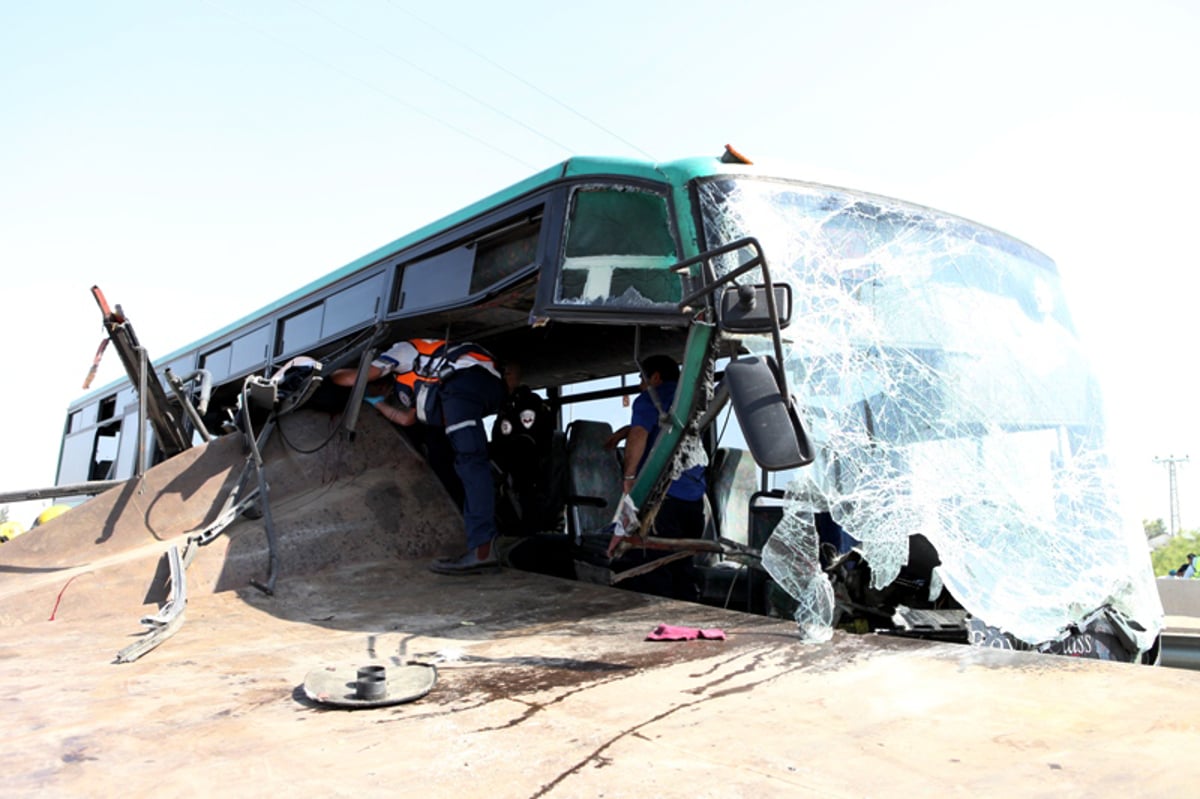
xmin=429 ymin=540 xmax=499 ymax=575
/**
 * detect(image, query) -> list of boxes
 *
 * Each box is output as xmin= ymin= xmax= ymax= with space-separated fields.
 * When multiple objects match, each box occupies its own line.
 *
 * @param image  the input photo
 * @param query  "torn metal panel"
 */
xmin=116 ymin=544 xmax=186 ymax=664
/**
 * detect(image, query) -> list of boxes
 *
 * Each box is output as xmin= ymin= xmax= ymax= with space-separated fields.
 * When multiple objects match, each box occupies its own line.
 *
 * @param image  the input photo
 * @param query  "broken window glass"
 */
xmin=698 ymin=177 xmax=1162 ymax=653
xmin=557 ymin=184 xmax=682 ymax=308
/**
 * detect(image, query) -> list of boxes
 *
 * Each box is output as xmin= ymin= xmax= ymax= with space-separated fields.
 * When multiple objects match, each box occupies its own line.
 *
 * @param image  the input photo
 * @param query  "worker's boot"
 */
xmin=429 ymin=539 xmax=499 ymax=575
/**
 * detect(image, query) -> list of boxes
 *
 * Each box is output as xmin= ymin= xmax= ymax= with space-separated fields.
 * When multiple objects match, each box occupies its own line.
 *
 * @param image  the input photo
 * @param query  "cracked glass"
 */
xmin=556 ymin=184 xmax=682 ymax=308
xmin=698 ymin=176 xmax=1162 ymax=652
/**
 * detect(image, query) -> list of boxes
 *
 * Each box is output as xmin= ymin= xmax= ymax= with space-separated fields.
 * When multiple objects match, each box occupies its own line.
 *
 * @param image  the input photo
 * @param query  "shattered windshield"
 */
xmin=698 ymin=176 xmax=1162 ymax=650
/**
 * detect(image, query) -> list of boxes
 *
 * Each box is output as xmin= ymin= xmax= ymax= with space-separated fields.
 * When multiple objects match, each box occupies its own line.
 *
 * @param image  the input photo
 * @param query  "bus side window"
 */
xmin=558 ymin=186 xmax=681 ymax=306
xmin=471 ymin=216 xmax=540 ymax=294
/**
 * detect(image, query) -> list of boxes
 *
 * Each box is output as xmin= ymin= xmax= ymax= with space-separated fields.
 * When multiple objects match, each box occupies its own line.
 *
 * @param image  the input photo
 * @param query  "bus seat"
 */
xmin=749 ymin=489 xmax=788 ymax=551
xmin=565 ymin=419 xmax=624 ymax=540
xmin=710 ymin=447 xmax=759 ymax=548
xmin=559 ymin=255 xmax=680 ymax=304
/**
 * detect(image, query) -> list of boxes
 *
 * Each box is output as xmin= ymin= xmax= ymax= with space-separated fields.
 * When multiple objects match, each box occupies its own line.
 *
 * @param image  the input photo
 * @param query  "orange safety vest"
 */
xmin=392 ymin=338 xmax=448 ymax=395
xmin=391 ymin=339 xmax=499 ymax=422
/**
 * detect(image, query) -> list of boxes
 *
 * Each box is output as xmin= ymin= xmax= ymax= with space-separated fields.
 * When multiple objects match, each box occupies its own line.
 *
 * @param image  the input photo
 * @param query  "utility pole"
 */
xmin=1154 ymin=455 xmax=1189 ymax=536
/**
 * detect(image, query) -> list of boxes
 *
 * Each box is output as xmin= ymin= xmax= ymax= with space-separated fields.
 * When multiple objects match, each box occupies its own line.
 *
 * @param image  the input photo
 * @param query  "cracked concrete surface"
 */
xmin=3 ymin=560 xmax=1200 ymax=797
xmin=2 ymin=411 xmax=1198 ymax=796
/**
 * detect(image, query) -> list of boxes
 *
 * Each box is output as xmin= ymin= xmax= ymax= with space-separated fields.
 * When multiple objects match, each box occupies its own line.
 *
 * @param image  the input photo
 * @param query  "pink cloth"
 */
xmin=646 ymin=624 xmax=726 ymax=641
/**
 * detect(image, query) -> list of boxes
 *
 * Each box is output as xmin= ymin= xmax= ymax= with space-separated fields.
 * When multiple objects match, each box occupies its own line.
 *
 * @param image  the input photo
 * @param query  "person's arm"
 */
xmin=621 ymin=425 xmax=649 ymax=494
xmin=371 ymin=399 xmax=416 ymax=426
xmin=331 ymin=364 xmax=385 ymax=386
xmin=604 ymin=425 xmax=630 ymax=450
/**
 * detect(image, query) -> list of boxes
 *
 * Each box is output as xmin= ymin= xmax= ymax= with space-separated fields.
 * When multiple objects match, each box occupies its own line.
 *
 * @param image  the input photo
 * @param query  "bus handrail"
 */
xmin=672 ymin=237 xmax=789 ymax=399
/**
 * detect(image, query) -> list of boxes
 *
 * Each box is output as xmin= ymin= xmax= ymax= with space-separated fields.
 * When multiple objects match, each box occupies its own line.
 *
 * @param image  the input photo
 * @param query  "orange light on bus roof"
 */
xmin=720 ymin=144 xmax=753 ymax=164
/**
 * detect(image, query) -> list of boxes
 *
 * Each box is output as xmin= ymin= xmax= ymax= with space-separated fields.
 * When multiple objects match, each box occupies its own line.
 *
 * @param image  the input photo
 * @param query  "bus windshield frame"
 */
xmin=692 ymin=174 xmax=1160 ymax=652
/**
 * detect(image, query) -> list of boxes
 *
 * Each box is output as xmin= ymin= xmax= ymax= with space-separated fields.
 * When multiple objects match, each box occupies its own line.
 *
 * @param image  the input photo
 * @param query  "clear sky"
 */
xmin=1 ymin=0 xmax=1197 ymax=530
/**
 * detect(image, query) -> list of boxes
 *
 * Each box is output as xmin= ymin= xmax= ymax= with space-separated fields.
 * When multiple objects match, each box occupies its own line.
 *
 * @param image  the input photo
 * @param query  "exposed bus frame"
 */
xmin=56 ymin=158 xmax=763 ymax=496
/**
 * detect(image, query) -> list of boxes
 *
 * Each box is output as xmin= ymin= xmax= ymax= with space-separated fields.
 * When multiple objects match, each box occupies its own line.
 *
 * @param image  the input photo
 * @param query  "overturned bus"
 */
xmin=43 ymin=147 xmax=1162 ymax=664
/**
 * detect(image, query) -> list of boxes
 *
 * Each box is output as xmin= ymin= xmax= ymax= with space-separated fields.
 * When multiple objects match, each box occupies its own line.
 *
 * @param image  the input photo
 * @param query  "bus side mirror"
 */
xmin=722 ymin=355 xmax=814 ymax=471
xmin=718 ymin=283 xmax=792 ymax=333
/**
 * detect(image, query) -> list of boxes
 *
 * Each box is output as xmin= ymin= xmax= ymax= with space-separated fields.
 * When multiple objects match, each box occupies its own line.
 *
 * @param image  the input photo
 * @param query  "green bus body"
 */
xmin=55 ymin=152 xmax=1162 ymax=659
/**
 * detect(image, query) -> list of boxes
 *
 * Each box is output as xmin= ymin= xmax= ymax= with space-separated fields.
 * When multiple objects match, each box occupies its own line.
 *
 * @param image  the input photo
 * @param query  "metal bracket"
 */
xmin=115 ymin=544 xmax=187 ymax=664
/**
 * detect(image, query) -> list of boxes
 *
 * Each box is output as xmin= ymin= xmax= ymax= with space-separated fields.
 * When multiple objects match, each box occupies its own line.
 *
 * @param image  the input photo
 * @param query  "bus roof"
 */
xmin=199 ymin=155 xmax=734 ymax=349
xmin=69 ymin=155 xmax=737 ymax=406
xmin=68 ymin=151 xmax=1048 ymax=406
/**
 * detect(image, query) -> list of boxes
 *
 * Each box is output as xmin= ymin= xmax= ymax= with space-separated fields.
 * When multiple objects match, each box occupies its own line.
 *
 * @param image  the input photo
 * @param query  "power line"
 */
xmin=292 ymin=0 xmax=578 ymax=156
xmin=381 ymin=0 xmax=658 ymax=161
xmin=1154 ymin=454 xmax=1188 ymax=535
xmin=200 ymin=0 xmax=541 ymax=169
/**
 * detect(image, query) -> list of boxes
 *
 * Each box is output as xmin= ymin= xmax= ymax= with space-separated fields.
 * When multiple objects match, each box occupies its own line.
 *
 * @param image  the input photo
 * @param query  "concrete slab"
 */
xmin=4 ymin=410 xmax=1198 ymax=797
xmin=1 ymin=560 xmax=1198 ymax=798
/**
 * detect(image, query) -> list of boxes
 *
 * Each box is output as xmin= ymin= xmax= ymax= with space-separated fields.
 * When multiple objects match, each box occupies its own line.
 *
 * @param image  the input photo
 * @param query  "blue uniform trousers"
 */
xmin=437 ymin=366 xmax=507 ymax=550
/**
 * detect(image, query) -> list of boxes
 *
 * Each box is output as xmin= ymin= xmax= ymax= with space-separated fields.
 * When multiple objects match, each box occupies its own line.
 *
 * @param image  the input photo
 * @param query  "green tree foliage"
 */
xmin=1150 ymin=530 xmax=1199 ymax=576
xmin=1144 ymin=518 xmax=1167 ymax=539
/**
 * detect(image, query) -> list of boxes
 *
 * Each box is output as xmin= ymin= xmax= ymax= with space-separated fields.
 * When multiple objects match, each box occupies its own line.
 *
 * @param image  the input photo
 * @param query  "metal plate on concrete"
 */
xmin=303 ymin=662 xmax=437 ymax=708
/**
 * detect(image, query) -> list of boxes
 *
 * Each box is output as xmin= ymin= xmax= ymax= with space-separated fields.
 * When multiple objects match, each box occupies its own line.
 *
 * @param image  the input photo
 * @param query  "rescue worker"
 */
xmin=490 ymin=362 xmax=562 ymax=535
xmin=605 ymin=354 xmax=706 ymax=601
xmin=332 ymin=338 xmax=506 ymax=574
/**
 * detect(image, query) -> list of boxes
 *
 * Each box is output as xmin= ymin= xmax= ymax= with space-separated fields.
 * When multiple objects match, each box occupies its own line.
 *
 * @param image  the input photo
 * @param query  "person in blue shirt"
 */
xmin=1183 ymin=553 xmax=1197 ymax=579
xmin=605 ymin=354 xmax=707 ymax=600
